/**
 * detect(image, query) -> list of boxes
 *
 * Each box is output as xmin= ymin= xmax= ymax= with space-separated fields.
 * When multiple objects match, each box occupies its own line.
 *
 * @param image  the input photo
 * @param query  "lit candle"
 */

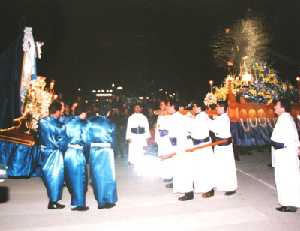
xmin=209 ymin=80 xmax=213 ymax=92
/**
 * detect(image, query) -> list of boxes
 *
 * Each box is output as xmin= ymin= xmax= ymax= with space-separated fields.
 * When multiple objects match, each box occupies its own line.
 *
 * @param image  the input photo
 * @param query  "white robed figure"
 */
xmin=271 ymin=99 xmax=300 ymax=212
xmin=177 ymin=104 xmax=215 ymax=200
xmin=164 ymin=103 xmax=192 ymax=194
xmin=155 ymin=113 xmax=174 ymax=180
xmin=210 ymin=101 xmax=237 ymax=195
xmin=126 ymin=104 xmax=150 ymax=171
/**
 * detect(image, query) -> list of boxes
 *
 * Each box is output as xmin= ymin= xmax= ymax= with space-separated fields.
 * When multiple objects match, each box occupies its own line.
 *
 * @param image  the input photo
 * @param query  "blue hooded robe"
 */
xmin=88 ymin=115 xmax=118 ymax=207
xmin=64 ymin=116 xmax=89 ymax=207
xmin=38 ymin=116 xmax=66 ymax=203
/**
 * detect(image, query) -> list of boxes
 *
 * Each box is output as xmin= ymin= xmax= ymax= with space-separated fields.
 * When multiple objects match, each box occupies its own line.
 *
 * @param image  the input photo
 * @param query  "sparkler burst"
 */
xmin=212 ymin=15 xmax=269 ymax=71
xmin=205 ymin=14 xmax=299 ymax=105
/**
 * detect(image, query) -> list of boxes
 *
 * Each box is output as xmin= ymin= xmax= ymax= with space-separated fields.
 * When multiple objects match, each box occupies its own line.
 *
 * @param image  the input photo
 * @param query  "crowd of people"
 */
xmin=37 ymin=96 xmax=300 ymax=213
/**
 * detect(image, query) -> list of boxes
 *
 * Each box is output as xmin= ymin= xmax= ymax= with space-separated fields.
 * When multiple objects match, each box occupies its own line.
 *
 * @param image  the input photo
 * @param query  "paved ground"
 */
xmin=0 ymin=148 xmax=300 ymax=231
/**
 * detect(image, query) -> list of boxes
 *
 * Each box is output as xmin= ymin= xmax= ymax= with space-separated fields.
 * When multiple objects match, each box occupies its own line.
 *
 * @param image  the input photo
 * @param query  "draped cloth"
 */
xmin=0 ymin=141 xmax=41 ymax=177
xmin=38 ymin=116 xmax=66 ymax=203
xmin=0 ymin=32 xmax=23 ymax=129
xmin=88 ymin=116 xmax=118 ymax=207
xmin=230 ymin=120 xmax=273 ymax=147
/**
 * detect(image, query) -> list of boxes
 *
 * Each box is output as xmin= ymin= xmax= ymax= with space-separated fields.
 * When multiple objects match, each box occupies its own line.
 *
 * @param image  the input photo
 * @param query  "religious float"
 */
xmin=202 ymin=14 xmax=300 ymax=147
xmin=204 ymin=61 xmax=299 ymax=147
xmin=0 ymin=27 xmax=55 ymax=177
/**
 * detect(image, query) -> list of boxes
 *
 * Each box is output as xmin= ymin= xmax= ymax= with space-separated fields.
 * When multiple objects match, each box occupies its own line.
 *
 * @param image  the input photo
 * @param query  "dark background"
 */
xmin=1 ymin=0 xmax=300 ymax=101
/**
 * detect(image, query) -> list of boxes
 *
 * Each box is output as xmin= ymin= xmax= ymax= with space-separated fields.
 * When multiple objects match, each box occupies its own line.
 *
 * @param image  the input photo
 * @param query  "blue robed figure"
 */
xmin=59 ymin=101 xmax=74 ymax=125
xmin=88 ymin=111 xmax=118 ymax=209
xmin=59 ymin=115 xmax=73 ymax=125
xmin=38 ymin=101 xmax=66 ymax=209
xmin=64 ymin=105 xmax=89 ymax=211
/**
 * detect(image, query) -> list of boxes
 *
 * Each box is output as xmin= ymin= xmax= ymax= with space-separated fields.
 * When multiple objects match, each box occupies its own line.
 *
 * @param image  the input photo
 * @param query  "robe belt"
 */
xmin=40 ymin=145 xmax=59 ymax=151
xmin=169 ymin=137 xmax=177 ymax=146
xmin=270 ymin=140 xmax=285 ymax=149
xmin=191 ymin=137 xmax=210 ymax=145
xmin=131 ymin=127 xmax=145 ymax=134
xmin=90 ymin=143 xmax=111 ymax=148
xmin=214 ymin=137 xmax=232 ymax=146
xmin=68 ymin=144 xmax=83 ymax=150
xmin=159 ymin=129 xmax=169 ymax=137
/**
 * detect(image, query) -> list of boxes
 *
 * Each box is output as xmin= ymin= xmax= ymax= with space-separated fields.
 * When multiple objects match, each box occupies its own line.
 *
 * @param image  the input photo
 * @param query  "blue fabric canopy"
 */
xmin=0 ymin=32 xmax=23 ymax=129
xmin=231 ymin=121 xmax=273 ymax=147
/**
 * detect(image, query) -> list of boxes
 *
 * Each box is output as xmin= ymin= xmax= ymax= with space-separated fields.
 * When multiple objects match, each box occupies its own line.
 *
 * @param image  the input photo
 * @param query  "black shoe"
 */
xmin=202 ymin=189 xmax=215 ymax=198
xmin=224 ymin=190 xmax=236 ymax=196
xmin=48 ymin=202 xmax=65 ymax=209
xmin=71 ymin=206 xmax=89 ymax=211
xmin=178 ymin=191 xmax=194 ymax=201
xmin=165 ymin=183 xmax=173 ymax=188
xmin=163 ymin=178 xmax=172 ymax=183
xmin=98 ymin=203 xmax=116 ymax=209
xmin=276 ymin=206 xmax=297 ymax=212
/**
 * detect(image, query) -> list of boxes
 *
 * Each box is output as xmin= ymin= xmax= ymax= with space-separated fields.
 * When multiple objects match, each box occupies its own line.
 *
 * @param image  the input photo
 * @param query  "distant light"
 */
xmin=85 ymin=100 xmax=89 ymax=103
xmin=106 ymin=90 xmax=110 ymax=93
xmin=146 ymin=97 xmax=150 ymax=100
xmin=225 ymin=28 xmax=230 ymax=33
xmin=227 ymin=61 xmax=234 ymax=66
xmin=109 ymin=89 xmax=113 ymax=93
xmin=208 ymin=80 xmax=213 ymax=85
xmin=101 ymin=90 xmax=105 ymax=93
xmin=139 ymin=96 xmax=144 ymax=100
xmin=77 ymin=88 xmax=81 ymax=91
xmin=159 ymin=88 xmax=163 ymax=91
xmin=112 ymin=83 xmax=115 ymax=87
xmin=96 ymin=93 xmax=112 ymax=97
xmin=117 ymin=86 xmax=123 ymax=90
xmin=296 ymin=76 xmax=300 ymax=82
xmin=92 ymin=90 xmax=96 ymax=93
xmin=97 ymin=89 xmax=101 ymax=92
xmin=173 ymin=93 xmax=176 ymax=96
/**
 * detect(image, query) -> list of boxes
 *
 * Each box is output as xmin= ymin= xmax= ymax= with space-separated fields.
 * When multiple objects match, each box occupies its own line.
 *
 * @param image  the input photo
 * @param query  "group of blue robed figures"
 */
xmin=38 ymin=100 xmax=117 ymax=211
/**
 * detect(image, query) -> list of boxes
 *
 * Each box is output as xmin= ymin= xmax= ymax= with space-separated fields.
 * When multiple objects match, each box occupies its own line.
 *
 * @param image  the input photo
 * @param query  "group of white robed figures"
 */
xmin=126 ymin=98 xmax=300 ymax=212
xmin=126 ymin=100 xmax=237 ymax=201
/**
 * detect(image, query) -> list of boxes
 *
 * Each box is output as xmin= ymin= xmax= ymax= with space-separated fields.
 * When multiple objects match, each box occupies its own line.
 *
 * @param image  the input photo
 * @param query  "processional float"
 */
xmin=205 ymin=61 xmax=300 ymax=147
xmin=0 ymin=28 xmax=54 ymax=150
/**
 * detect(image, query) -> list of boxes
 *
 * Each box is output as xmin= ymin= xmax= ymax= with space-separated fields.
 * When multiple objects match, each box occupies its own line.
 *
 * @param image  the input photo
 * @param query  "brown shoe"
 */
xmin=224 ymin=190 xmax=236 ymax=196
xmin=178 ymin=191 xmax=194 ymax=201
xmin=48 ymin=202 xmax=65 ymax=209
xmin=202 ymin=189 xmax=214 ymax=198
xmin=276 ymin=206 xmax=297 ymax=212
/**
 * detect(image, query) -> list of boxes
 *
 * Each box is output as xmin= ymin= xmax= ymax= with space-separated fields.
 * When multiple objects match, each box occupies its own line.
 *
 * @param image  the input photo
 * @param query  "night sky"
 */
xmin=1 ymin=0 xmax=300 ymax=101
